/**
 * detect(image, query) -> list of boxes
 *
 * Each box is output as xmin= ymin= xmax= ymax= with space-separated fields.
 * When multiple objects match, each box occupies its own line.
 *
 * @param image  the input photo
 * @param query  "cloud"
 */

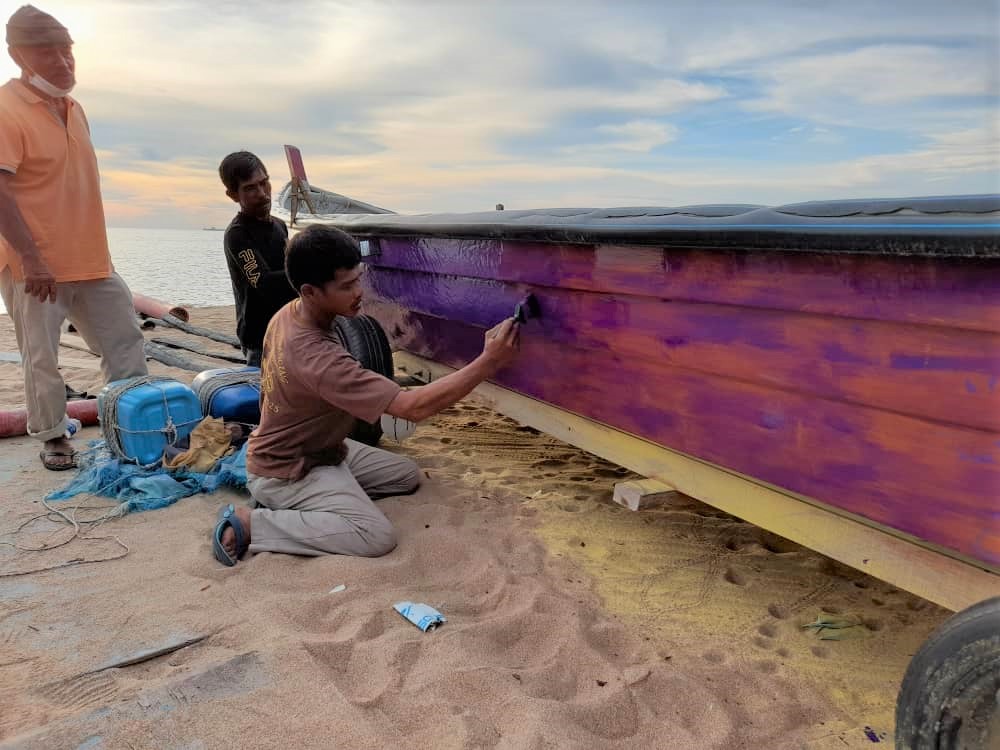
xmin=807 ymin=127 xmax=846 ymax=146
xmin=0 ymin=0 xmax=995 ymax=227
xmin=772 ymin=125 xmax=847 ymax=146
xmin=746 ymin=43 xmax=998 ymax=121
xmin=834 ymin=119 xmax=1000 ymax=183
xmin=557 ymin=120 xmax=680 ymax=156
xmin=98 ymin=155 xmax=227 ymax=225
xmin=596 ymin=120 xmax=680 ymax=151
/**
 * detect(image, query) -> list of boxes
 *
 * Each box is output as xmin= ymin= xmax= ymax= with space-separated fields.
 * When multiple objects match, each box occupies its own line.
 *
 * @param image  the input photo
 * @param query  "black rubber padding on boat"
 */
xmin=305 ymin=196 xmax=1000 ymax=258
xmin=894 ymin=595 xmax=1000 ymax=749
xmin=333 ymin=314 xmax=394 ymax=446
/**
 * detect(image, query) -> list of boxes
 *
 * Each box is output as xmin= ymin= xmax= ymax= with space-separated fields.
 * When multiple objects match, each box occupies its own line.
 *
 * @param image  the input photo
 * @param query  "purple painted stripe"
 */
xmin=365 ymin=267 xmax=1000 ymax=431
xmin=368 ymin=238 xmax=1000 ymax=333
xmin=890 ymin=354 xmax=998 ymax=372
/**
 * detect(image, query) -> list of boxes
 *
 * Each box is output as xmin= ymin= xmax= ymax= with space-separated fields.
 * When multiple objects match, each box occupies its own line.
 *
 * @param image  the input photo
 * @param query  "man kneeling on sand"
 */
xmin=213 ymin=224 xmax=520 ymax=565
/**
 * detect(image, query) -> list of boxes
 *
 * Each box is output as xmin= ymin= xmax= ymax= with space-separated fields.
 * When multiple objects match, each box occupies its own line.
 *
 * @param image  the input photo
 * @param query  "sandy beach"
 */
xmin=0 ymin=306 xmax=950 ymax=749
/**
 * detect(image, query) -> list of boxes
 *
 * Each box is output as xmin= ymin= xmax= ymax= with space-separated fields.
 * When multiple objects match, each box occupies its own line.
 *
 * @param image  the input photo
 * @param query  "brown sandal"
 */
xmin=39 ymin=450 xmax=79 ymax=471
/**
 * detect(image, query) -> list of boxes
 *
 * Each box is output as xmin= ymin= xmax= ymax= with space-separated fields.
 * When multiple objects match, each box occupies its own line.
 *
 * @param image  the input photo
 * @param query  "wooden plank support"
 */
xmin=150 ymin=337 xmax=246 ymax=364
xmin=613 ymin=478 xmax=682 ymax=511
xmin=395 ymin=351 xmax=1000 ymax=612
xmin=146 ymin=315 xmax=241 ymax=348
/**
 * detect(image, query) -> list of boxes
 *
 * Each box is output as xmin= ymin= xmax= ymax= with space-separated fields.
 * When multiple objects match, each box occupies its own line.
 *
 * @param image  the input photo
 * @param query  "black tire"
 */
xmin=333 ymin=314 xmax=394 ymax=446
xmin=895 ymin=596 xmax=1000 ymax=750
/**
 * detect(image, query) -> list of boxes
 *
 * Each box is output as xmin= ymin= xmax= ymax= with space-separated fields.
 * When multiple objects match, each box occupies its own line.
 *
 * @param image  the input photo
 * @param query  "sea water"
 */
xmin=0 ymin=227 xmax=236 ymax=315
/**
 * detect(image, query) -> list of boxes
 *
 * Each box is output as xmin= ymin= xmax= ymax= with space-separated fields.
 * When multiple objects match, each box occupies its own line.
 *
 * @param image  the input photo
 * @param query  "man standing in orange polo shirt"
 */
xmin=0 ymin=5 xmax=147 ymax=470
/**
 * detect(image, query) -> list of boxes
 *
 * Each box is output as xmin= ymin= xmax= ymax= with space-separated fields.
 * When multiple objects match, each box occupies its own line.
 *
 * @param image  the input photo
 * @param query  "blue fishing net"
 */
xmin=45 ymin=439 xmax=249 ymax=512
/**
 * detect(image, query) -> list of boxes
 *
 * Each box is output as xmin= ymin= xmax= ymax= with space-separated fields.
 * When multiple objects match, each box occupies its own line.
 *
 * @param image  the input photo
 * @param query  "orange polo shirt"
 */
xmin=0 ymin=79 xmax=112 ymax=282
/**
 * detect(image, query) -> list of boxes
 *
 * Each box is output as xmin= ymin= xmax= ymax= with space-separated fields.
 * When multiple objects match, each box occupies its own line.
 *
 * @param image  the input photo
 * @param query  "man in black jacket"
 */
xmin=218 ymin=151 xmax=297 ymax=366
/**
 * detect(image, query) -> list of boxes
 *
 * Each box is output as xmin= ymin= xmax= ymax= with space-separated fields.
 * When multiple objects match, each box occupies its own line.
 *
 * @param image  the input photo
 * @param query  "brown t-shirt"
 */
xmin=246 ymin=301 xmax=401 ymax=480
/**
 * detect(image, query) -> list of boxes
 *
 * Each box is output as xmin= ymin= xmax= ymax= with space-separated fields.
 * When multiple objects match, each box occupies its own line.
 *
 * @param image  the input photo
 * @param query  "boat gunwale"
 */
xmin=276 ymin=189 xmax=1000 ymax=258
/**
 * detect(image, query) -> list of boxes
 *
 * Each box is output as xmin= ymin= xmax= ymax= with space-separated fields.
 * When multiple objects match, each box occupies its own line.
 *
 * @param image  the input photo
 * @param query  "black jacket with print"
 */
xmin=222 ymin=213 xmax=297 ymax=353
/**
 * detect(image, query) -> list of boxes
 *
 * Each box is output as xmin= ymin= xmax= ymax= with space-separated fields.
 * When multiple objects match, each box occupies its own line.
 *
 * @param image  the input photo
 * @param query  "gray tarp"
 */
xmin=275 ymin=185 xmax=1000 ymax=258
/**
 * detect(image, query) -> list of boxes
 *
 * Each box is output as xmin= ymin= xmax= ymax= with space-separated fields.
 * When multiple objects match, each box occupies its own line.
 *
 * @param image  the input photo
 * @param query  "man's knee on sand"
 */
xmin=396 ymin=457 xmax=422 ymax=494
xmin=352 ymin=458 xmax=420 ymax=557
xmin=364 ymin=518 xmax=399 ymax=557
xmin=358 ymin=459 xmax=419 ymax=557
xmin=372 ymin=456 xmax=422 ymax=498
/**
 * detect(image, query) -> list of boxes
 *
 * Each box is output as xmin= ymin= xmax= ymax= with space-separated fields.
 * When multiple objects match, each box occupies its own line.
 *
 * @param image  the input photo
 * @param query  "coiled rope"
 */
xmin=0 ymin=497 xmax=130 ymax=577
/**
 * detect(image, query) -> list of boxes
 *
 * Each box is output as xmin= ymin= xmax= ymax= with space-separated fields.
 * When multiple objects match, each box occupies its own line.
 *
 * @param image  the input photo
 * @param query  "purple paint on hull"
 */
xmin=890 ymin=354 xmax=999 ymax=372
xmin=821 ymin=462 xmax=881 ymax=484
xmin=759 ymin=412 xmax=786 ymax=430
xmin=822 ymin=343 xmax=873 ymax=365
xmin=373 ymin=238 xmax=1000 ymax=333
xmin=367 ymin=300 xmax=999 ymax=568
xmin=824 ymin=415 xmax=855 ymax=434
xmin=359 ymin=236 xmax=1000 ymax=569
xmin=366 ymin=266 xmax=1000 ymax=431
xmin=959 ymin=451 xmax=995 ymax=465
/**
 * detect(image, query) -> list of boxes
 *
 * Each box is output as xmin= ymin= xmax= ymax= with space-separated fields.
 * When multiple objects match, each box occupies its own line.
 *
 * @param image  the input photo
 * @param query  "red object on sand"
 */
xmin=0 ymin=398 xmax=99 ymax=438
xmin=132 ymin=292 xmax=189 ymax=322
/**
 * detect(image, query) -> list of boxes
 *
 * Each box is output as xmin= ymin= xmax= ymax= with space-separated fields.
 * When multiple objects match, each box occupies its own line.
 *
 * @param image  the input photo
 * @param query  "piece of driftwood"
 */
xmin=59 ymin=334 xmax=225 ymax=372
xmin=150 ymin=314 xmax=240 ymax=348
xmin=143 ymin=341 xmax=205 ymax=372
xmin=151 ymin=337 xmax=246 ymax=364
xmin=84 ymin=634 xmax=210 ymax=675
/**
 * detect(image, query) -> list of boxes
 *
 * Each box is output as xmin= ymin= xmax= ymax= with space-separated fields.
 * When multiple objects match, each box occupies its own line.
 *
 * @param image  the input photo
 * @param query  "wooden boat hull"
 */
xmin=278 ymin=193 xmax=1000 ymax=574
xmin=360 ymin=238 xmax=999 ymax=570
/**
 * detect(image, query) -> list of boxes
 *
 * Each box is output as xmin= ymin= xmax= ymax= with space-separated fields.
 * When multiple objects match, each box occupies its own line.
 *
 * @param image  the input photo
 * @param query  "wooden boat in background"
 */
xmin=275 ymin=182 xmax=1000 ymax=613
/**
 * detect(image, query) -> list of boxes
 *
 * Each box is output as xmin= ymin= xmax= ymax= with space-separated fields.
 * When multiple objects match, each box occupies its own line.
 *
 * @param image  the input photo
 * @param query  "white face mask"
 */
xmin=28 ymin=72 xmax=73 ymax=98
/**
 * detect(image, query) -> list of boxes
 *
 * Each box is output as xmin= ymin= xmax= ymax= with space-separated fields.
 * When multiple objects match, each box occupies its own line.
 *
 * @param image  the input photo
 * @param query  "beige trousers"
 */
xmin=247 ymin=438 xmax=421 ymax=558
xmin=0 ymin=268 xmax=148 ymax=442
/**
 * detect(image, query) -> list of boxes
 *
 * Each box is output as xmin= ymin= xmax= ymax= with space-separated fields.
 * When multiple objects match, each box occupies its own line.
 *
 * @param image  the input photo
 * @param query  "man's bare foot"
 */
xmin=221 ymin=504 xmax=252 ymax=559
xmin=40 ymin=436 xmax=77 ymax=470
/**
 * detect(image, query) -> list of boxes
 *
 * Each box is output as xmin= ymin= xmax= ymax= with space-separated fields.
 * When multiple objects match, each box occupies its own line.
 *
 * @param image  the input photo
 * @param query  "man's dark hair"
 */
xmin=218 ymin=151 xmax=267 ymax=193
xmin=285 ymin=224 xmax=362 ymax=292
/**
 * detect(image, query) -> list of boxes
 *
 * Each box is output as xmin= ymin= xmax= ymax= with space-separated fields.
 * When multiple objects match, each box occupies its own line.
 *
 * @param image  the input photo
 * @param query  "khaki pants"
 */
xmin=247 ymin=438 xmax=421 ymax=558
xmin=0 ymin=268 xmax=148 ymax=442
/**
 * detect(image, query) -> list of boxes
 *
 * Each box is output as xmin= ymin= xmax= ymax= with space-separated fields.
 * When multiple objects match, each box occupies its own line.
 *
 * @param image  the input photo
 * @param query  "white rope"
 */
xmin=0 ymin=497 xmax=130 ymax=577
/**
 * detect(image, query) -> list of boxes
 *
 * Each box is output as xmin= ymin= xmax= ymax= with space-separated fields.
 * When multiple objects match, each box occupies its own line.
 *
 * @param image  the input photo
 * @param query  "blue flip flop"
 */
xmin=212 ymin=504 xmax=248 ymax=566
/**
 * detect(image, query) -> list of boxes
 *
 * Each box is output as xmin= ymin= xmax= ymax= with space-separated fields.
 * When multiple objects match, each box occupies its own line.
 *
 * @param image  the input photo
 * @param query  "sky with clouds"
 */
xmin=2 ymin=0 xmax=998 ymax=228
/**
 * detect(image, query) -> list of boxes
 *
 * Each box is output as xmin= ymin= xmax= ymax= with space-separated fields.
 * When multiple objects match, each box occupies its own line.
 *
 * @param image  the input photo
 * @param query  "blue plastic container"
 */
xmin=98 ymin=377 xmax=203 ymax=465
xmin=191 ymin=367 xmax=261 ymax=424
